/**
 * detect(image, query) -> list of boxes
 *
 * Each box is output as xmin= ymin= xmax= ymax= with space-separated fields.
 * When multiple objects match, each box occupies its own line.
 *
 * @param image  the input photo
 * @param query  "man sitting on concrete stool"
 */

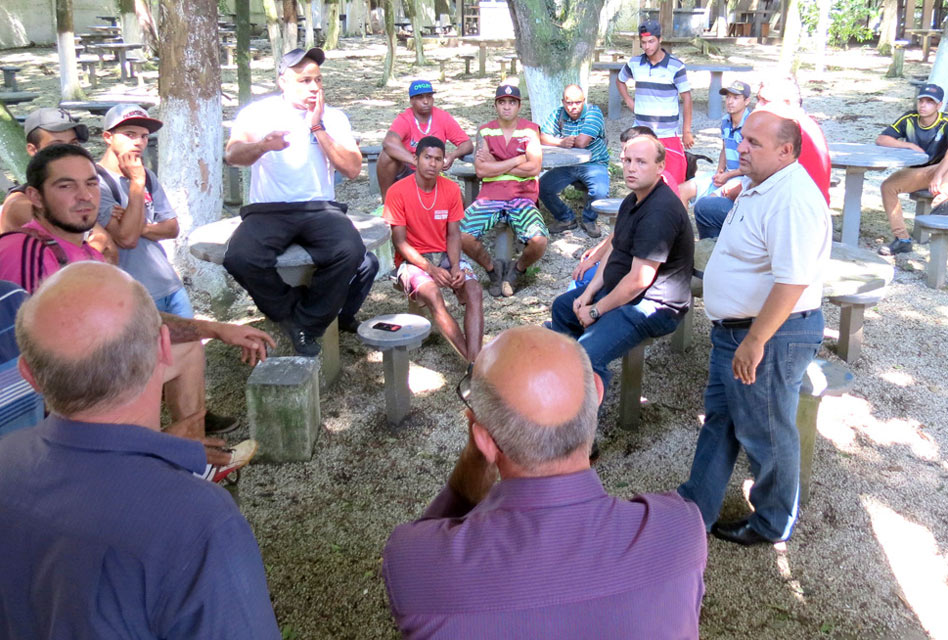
xmin=384 ymin=137 xmax=483 ymax=362
xmin=461 ymin=85 xmax=547 ymax=298
xmin=224 ymin=47 xmax=379 ymax=357
xmin=376 ymin=80 xmax=473 ymax=200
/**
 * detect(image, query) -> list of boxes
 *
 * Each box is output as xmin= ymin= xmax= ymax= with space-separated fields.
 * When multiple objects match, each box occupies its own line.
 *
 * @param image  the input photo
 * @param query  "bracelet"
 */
xmin=310 ymin=121 xmax=325 ymax=133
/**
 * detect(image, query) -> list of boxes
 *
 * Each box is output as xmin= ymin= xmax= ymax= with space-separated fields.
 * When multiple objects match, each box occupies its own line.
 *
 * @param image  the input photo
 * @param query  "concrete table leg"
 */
xmin=494 ymin=224 xmax=515 ymax=262
xmin=461 ymin=176 xmax=479 ymax=207
xmin=320 ymin=318 xmax=340 ymax=390
xmin=927 ymin=231 xmax=948 ymax=289
xmin=478 ymin=43 xmax=487 ymax=77
xmin=607 ymin=69 xmax=622 ymax=120
xmin=795 ymin=394 xmax=821 ymax=505
xmin=619 ymin=339 xmax=652 ymax=430
xmin=840 ymin=168 xmax=867 ymax=247
xmin=670 ymin=306 xmax=693 ymax=353
xmin=707 ymin=71 xmax=723 ymax=120
xmin=367 ymin=158 xmax=380 ymax=195
xmin=836 ymin=303 xmax=865 ymax=363
xmin=383 ymin=345 xmax=412 ymax=425
xmin=117 ymin=49 xmax=129 ymax=82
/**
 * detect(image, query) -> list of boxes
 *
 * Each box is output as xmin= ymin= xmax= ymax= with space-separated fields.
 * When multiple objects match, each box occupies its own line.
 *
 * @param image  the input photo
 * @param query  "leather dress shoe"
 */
xmin=710 ymin=519 xmax=779 ymax=546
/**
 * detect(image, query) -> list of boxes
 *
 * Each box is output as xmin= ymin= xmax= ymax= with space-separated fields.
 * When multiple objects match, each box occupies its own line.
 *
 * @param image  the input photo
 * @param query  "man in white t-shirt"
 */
xmin=223 ymin=47 xmax=378 ymax=357
xmin=678 ymin=106 xmax=830 ymax=547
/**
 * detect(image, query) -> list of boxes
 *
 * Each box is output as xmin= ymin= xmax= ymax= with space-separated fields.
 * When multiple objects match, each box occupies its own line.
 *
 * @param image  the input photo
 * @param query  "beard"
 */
xmin=42 ymin=205 xmax=96 ymax=235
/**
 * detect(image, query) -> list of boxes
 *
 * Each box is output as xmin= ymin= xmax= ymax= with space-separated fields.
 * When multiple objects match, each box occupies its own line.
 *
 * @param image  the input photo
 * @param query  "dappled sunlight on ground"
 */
xmin=774 ymin=546 xmax=805 ymax=603
xmin=880 ymin=369 xmax=916 ymax=387
xmin=818 ymin=395 xmax=939 ymax=462
xmin=864 ymin=496 xmax=948 ymax=639
xmin=409 ymin=362 xmax=446 ymax=395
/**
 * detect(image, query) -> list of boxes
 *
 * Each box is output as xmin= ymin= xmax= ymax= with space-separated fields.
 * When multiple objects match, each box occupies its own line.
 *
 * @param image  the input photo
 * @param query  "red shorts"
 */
xmin=660 ymin=135 xmax=687 ymax=186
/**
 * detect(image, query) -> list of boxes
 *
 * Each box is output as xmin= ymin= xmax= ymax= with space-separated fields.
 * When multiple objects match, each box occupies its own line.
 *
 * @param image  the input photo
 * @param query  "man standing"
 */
xmin=224 ymin=47 xmax=379 ymax=356
xmin=96 ymin=104 xmax=193 ymax=316
xmin=383 ymin=326 xmax=707 ymax=638
xmin=376 ymin=80 xmax=473 ymax=199
xmin=550 ymin=134 xmax=694 ymax=391
xmin=678 ymin=107 xmax=830 ymax=546
xmin=460 ymin=85 xmax=547 ymax=298
xmin=616 ymin=20 xmax=694 ymax=184
xmin=538 ymin=84 xmax=610 ymax=239
xmin=0 ymin=262 xmax=280 ymax=639
xmin=876 ymin=83 xmax=948 ymax=255
xmin=384 ymin=137 xmax=483 ymax=362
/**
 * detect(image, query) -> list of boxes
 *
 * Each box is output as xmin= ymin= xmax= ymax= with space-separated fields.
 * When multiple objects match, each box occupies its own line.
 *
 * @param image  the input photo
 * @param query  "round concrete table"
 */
xmin=358 ymin=313 xmax=431 ymax=426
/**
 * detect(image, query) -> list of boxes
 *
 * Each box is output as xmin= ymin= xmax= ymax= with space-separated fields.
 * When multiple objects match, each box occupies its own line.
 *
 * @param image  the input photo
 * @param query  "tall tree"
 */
xmin=878 ymin=0 xmax=898 ymax=54
xmin=0 ymin=104 xmax=29 ymax=184
xmin=135 ymin=0 xmax=160 ymax=56
xmin=778 ymin=0 xmax=802 ymax=73
xmin=325 ymin=0 xmax=342 ymax=49
xmin=55 ymin=0 xmax=84 ymax=100
xmin=507 ymin=0 xmax=612 ymax=124
xmin=261 ymin=0 xmax=284 ymax=77
xmin=379 ymin=0 xmax=397 ymax=86
xmin=283 ymin=0 xmax=299 ymax=53
xmin=236 ymin=0 xmax=252 ymax=105
xmin=118 ymin=0 xmax=144 ymax=45
xmin=927 ymin=21 xmax=948 ymax=93
xmin=814 ymin=0 xmax=832 ymax=73
xmin=302 ymin=0 xmax=316 ymax=48
xmin=158 ymin=0 xmax=227 ymax=299
xmin=404 ymin=0 xmax=427 ymax=65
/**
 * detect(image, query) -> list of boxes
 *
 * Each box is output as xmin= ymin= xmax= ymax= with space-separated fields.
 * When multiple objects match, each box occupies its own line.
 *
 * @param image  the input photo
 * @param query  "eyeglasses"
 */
xmin=455 ymin=363 xmax=474 ymax=412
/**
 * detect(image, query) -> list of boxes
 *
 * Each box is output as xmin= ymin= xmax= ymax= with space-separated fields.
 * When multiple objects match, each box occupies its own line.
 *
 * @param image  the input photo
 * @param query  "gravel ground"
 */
xmin=4 ymin=35 xmax=948 ymax=640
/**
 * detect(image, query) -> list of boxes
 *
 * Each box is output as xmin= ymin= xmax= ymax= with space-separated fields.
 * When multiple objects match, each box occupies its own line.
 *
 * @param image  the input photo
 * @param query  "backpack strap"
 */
xmin=95 ymin=163 xmax=155 ymax=206
xmin=0 ymin=227 xmax=70 ymax=293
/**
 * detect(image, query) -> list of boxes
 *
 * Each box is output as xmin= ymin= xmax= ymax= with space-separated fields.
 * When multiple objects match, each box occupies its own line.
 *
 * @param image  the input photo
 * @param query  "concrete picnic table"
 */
xmin=906 ymin=28 xmax=942 ymax=62
xmin=90 ymin=42 xmax=144 ymax=82
xmin=0 ymin=91 xmax=39 ymax=108
xmin=459 ymin=36 xmax=515 ymax=77
xmin=60 ymin=96 xmax=160 ymax=116
xmin=828 ymin=142 xmax=928 ymax=247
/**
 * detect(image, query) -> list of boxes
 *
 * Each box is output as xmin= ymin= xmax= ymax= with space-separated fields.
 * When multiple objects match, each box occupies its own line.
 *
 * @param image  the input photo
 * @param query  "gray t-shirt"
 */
xmin=96 ymin=166 xmax=183 ymax=300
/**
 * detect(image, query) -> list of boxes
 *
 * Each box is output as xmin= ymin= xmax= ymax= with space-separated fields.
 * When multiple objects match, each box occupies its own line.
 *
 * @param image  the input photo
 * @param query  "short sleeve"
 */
xmin=444 ymin=180 xmax=464 ymax=222
xmin=617 ymin=60 xmax=634 ymax=83
xmin=633 ymin=204 xmax=679 ymax=265
xmin=323 ymin=107 xmax=355 ymax=147
xmin=383 ymin=184 xmax=407 ymax=227
xmin=540 ymin=108 xmax=559 ymax=136
xmin=765 ymin=186 xmax=829 ymax=285
xmin=229 ymin=102 xmax=258 ymax=143
xmin=146 ymin=171 xmax=177 ymax=222
xmin=881 ymin=112 xmax=912 ymax=139
xmin=389 ymin=111 xmax=411 ymax=138
xmin=673 ymin=65 xmax=691 ymax=93
xmin=96 ymin=175 xmax=118 ymax=227
xmin=442 ymin=112 xmax=470 ymax=147
xmin=579 ymin=107 xmax=604 ymax=138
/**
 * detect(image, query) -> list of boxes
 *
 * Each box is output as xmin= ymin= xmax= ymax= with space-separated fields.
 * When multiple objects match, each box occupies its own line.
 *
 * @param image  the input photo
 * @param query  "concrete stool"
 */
xmin=1 ymin=66 xmax=21 ymax=91
xmin=436 ymin=57 xmax=448 ymax=82
xmin=127 ymin=56 xmax=146 ymax=87
xmin=247 ymin=356 xmax=321 ymax=462
xmin=886 ymin=40 xmax=909 ymax=78
xmin=505 ymin=54 xmax=518 ymax=74
xmin=796 ymin=358 xmax=854 ymax=504
xmin=619 ymin=336 xmax=655 ymax=430
xmin=360 ymin=145 xmax=383 ymax=195
xmin=915 ymin=215 xmax=948 ymax=288
xmin=460 ymin=53 xmax=476 ymax=75
xmin=828 ymin=288 xmax=886 ymax=362
xmin=448 ymin=162 xmax=480 ymax=206
xmin=78 ymin=57 xmax=99 ymax=88
xmin=590 ymin=197 xmax=621 ymax=233
xmin=358 ymin=313 xmax=431 ymax=425
xmin=910 ymin=189 xmax=934 ymax=242
xmin=497 ymin=57 xmax=509 ymax=81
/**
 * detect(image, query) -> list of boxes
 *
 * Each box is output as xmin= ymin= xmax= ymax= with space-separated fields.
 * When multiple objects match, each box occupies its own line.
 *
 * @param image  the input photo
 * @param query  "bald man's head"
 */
xmin=16 ymin=262 xmax=162 ymax=416
xmin=470 ymin=326 xmax=598 ymax=469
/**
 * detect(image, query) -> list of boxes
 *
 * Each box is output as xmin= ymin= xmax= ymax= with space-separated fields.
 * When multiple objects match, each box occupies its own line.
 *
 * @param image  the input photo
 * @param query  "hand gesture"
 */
xmin=577 ymin=304 xmax=596 ymax=327
xmin=449 ymin=263 xmax=465 ymax=288
xmin=117 ymin=150 xmax=146 ymax=187
xmin=442 ymin=153 xmax=457 ymax=171
xmin=260 ymin=131 xmax=291 ymax=154
xmin=213 ymin=322 xmax=276 ymax=366
xmin=306 ymin=90 xmax=325 ymax=128
xmin=712 ymin=171 xmax=729 ymax=187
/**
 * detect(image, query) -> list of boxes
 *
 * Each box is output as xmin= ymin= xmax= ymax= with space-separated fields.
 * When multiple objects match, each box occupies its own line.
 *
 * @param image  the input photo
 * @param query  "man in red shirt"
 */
xmin=377 ymin=80 xmax=474 ymax=199
xmin=384 ymin=137 xmax=483 ymax=362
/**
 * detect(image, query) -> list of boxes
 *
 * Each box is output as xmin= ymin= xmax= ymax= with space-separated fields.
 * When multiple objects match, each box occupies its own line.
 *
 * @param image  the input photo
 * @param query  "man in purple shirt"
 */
xmin=383 ymin=326 xmax=707 ymax=638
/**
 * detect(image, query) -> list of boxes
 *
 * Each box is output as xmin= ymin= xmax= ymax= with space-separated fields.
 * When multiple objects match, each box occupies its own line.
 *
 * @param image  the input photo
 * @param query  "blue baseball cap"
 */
xmin=639 ymin=20 xmax=661 ymax=39
xmin=409 ymin=80 xmax=436 ymax=97
xmin=918 ymin=83 xmax=944 ymax=103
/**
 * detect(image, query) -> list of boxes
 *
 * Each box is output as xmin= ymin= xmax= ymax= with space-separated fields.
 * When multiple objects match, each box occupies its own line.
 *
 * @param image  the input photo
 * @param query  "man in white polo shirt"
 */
xmin=677 ymin=106 xmax=830 ymax=546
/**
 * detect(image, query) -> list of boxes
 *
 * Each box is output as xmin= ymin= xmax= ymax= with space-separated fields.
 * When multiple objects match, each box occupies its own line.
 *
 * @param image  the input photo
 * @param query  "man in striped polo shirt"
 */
xmin=538 ymin=85 xmax=610 ymax=239
xmin=460 ymin=85 xmax=548 ymax=298
xmin=616 ymin=20 xmax=694 ymax=185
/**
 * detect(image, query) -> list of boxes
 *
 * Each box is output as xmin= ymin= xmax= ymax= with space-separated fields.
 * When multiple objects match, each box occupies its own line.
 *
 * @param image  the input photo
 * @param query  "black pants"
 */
xmin=223 ymin=201 xmax=379 ymax=336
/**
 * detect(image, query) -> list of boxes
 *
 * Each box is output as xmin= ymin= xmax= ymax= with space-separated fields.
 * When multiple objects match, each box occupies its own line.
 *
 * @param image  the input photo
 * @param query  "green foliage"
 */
xmin=800 ymin=0 xmax=876 ymax=46
xmin=218 ymin=0 xmax=229 ymax=15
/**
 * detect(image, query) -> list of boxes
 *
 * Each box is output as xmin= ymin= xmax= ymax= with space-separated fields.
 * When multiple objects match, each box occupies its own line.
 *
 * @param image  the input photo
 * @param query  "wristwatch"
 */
xmin=589 ymin=306 xmax=600 ymax=320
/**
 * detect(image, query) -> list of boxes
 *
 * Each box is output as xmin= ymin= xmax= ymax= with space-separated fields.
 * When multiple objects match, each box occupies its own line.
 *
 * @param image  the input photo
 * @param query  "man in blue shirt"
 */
xmin=539 ymin=85 xmax=610 ymax=238
xmin=0 ymin=262 xmax=280 ymax=639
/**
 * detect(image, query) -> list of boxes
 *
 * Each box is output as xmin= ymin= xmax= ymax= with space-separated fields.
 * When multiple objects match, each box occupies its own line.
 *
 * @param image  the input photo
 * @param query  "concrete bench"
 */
xmin=361 ymin=144 xmax=383 ymax=195
xmin=914 ymin=214 xmax=948 ymax=288
xmin=247 ymin=356 xmax=321 ymax=462
xmin=828 ymin=288 xmax=886 ymax=363
xmin=449 ymin=161 xmax=480 ymax=206
xmin=460 ymin=53 xmax=477 ymax=75
xmin=1 ymin=66 xmax=21 ymax=91
xmin=910 ymin=189 xmax=933 ymax=242
xmin=78 ymin=56 xmax=99 ymax=88
xmin=357 ymin=313 xmax=431 ymax=425
xmin=797 ymin=358 xmax=854 ymax=504
xmin=127 ymin=56 xmax=146 ymax=88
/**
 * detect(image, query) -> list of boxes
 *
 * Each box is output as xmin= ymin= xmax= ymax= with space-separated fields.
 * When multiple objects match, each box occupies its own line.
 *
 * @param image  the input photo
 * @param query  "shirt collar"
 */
xmin=725 ymin=107 xmax=751 ymax=132
xmin=474 ymin=468 xmax=607 ymax=511
xmin=739 ymin=161 xmax=801 ymax=198
xmin=38 ymin=414 xmax=207 ymax=474
xmin=638 ymin=49 xmax=670 ymax=68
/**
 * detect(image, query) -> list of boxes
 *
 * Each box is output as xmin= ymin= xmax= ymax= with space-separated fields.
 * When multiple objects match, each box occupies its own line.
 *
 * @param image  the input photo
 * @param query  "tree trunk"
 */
xmin=55 ymin=0 xmax=84 ymax=100
xmin=814 ymin=0 xmax=831 ymax=73
xmin=379 ymin=0 xmax=397 ymax=86
xmin=325 ymin=0 xmax=341 ymax=49
xmin=507 ymin=0 xmax=611 ymax=125
xmin=158 ymin=0 xmax=227 ymax=302
xmin=0 ymin=104 xmax=30 ymax=185
xmin=404 ymin=0 xmax=427 ymax=65
xmin=236 ymin=0 xmax=252 ymax=105
xmin=283 ymin=0 xmax=299 ymax=53
xmin=118 ymin=0 xmax=143 ymax=45
xmin=777 ymin=0 xmax=800 ymax=73
xmin=303 ymin=0 xmax=315 ymax=48
xmin=136 ymin=0 xmax=160 ymax=56
xmin=878 ymin=0 xmax=898 ymax=54
xmin=262 ymin=0 xmax=284 ymax=77
xmin=659 ymin=0 xmax=673 ymax=40
xmin=927 ymin=21 xmax=948 ymax=96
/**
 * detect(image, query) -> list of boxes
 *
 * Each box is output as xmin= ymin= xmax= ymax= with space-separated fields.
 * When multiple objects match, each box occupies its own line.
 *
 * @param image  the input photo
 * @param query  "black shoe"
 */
xmin=549 ymin=219 xmax=578 ymax=234
xmin=580 ymin=220 xmax=601 ymax=238
xmin=710 ymin=519 xmax=779 ymax=546
xmin=879 ymin=238 xmax=913 ymax=256
xmin=487 ymin=259 xmax=506 ymax=297
xmin=501 ymin=262 xmax=522 ymax=297
xmin=338 ymin=316 xmax=360 ymax=334
xmin=280 ymin=319 xmax=322 ymax=357
xmin=204 ymin=411 xmax=239 ymax=435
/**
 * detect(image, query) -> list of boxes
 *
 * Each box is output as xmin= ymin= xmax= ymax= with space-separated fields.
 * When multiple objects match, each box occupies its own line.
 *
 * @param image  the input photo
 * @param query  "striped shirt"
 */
xmin=721 ymin=107 xmax=751 ymax=171
xmin=539 ymin=105 xmax=609 ymax=165
xmin=617 ymin=50 xmax=691 ymax=138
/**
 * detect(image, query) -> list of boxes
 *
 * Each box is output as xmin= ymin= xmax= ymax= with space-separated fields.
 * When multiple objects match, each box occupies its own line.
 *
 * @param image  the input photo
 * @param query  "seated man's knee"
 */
xmin=165 ymin=340 xmax=204 ymax=384
xmin=529 ymin=234 xmax=548 ymax=252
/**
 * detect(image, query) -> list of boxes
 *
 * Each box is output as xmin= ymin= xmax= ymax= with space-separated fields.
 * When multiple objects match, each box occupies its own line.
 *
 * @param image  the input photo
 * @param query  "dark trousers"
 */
xmin=223 ymin=201 xmax=379 ymax=336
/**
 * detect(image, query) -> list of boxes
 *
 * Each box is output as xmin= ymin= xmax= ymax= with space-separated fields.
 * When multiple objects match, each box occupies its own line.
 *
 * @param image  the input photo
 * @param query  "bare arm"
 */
xmin=443 ymin=138 xmax=474 ymax=170
xmin=0 ymin=193 xmax=34 ymax=233
xmin=575 ymin=256 xmax=658 ymax=327
xmin=539 ymin=131 xmax=576 ymax=148
xmin=141 ymin=218 xmax=179 ymax=242
xmin=382 ymin=130 xmax=416 ymax=167
xmin=105 ymin=152 xmax=148 ymax=249
xmin=224 ymin=129 xmax=290 ymax=167
xmin=508 ymin=129 xmax=542 ymax=177
xmin=681 ymin=91 xmax=694 ymax=148
xmin=159 ymin=313 xmax=276 ymax=366
xmin=876 ymin=133 xmax=924 ymax=153
xmin=86 ymin=223 xmax=120 ymax=265
xmin=617 ymin=77 xmax=634 ymax=112
xmin=447 ymin=418 xmax=498 ymax=506
xmin=391 ymin=225 xmax=453 ymax=288
xmin=474 ymin=135 xmax=524 ymax=179
xmin=731 ymin=283 xmax=808 ymax=384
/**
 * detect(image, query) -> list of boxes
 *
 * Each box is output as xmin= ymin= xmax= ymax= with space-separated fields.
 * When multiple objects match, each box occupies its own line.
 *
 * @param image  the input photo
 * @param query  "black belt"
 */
xmin=712 ymin=310 xmax=815 ymax=330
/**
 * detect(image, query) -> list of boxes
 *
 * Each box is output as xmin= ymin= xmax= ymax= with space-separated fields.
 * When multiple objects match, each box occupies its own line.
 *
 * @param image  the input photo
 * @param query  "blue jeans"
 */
xmin=678 ymin=310 xmax=823 ymax=541
xmin=694 ymin=195 xmax=733 ymax=239
xmin=539 ymin=163 xmax=610 ymax=223
xmin=550 ymin=284 xmax=682 ymax=389
xmin=154 ymin=287 xmax=194 ymax=318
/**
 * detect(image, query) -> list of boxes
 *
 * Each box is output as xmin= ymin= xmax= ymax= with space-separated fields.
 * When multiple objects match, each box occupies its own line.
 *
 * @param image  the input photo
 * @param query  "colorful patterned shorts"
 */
xmin=460 ymin=198 xmax=549 ymax=243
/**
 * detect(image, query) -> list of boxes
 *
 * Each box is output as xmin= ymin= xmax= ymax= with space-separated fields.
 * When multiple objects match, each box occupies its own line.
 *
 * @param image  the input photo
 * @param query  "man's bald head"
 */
xmin=470 ymin=326 xmax=598 ymax=469
xmin=16 ymin=262 xmax=162 ymax=416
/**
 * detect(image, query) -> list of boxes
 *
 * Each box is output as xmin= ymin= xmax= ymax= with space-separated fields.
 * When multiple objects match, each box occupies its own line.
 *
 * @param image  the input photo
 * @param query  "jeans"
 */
xmin=693 ymin=195 xmax=734 ymax=239
xmin=154 ymin=287 xmax=194 ymax=318
xmin=550 ymin=284 xmax=682 ymax=389
xmin=539 ymin=163 xmax=610 ymax=223
xmin=678 ymin=310 xmax=824 ymax=541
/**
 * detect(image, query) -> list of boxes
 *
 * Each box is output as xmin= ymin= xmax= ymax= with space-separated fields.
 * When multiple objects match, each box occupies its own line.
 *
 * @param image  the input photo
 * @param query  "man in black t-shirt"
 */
xmin=550 ymin=135 xmax=694 ymax=392
xmin=876 ymin=83 xmax=948 ymax=255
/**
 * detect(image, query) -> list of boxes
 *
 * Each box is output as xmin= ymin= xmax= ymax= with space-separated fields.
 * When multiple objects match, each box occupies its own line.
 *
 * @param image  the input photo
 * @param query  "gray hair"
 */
xmin=15 ymin=278 xmax=162 ymax=415
xmin=470 ymin=346 xmax=598 ymax=469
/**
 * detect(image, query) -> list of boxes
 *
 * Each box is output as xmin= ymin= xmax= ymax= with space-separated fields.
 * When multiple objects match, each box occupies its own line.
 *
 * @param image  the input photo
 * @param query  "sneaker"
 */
xmin=204 ymin=411 xmax=239 ymax=435
xmin=203 ymin=439 xmax=259 ymax=484
xmin=486 ymin=259 xmax=506 ymax=297
xmin=280 ymin=319 xmax=322 ymax=357
xmin=879 ymin=238 xmax=913 ymax=256
xmin=581 ymin=220 xmax=601 ymax=238
xmin=501 ymin=262 xmax=522 ymax=297
xmin=548 ymin=219 xmax=578 ymax=234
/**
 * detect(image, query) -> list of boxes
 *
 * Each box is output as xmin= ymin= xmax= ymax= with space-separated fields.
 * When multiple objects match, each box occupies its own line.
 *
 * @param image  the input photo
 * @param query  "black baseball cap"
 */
xmin=279 ymin=47 xmax=326 ymax=75
xmin=719 ymin=80 xmax=751 ymax=98
xmin=918 ymin=83 xmax=944 ymax=103
xmin=495 ymin=84 xmax=521 ymax=101
xmin=24 ymin=108 xmax=89 ymax=143
xmin=639 ymin=20 xmax=661 ymax=39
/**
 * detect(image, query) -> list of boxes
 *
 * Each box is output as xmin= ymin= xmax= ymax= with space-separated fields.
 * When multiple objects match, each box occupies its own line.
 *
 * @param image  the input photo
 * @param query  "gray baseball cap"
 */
xmin=24 ymin=108 xmax=89 ymax=143
xmin=102 ymin=104 xmax=163 ymax=133
xmin=278 ymin=47 xmax=326 ymax=75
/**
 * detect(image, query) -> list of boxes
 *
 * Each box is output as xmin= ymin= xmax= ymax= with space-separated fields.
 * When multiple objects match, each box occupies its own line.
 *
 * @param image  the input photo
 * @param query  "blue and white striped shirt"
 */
xmin=618 ymin=50 xmax=691 ymax=138
xmin=721 ymin=107 xmax=751 ymax=171
xmin=539 ymin=104 xmax=610 ymax=165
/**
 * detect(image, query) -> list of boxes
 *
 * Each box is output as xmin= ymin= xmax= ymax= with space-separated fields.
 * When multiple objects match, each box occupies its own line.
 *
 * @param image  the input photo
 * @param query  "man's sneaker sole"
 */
xmin=549 ymin=220 xmax=578 ymax=234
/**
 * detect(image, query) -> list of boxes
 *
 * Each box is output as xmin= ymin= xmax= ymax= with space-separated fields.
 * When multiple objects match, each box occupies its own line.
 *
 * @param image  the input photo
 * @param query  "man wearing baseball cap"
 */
xmin=876 ymin=82 xmax=948 ymax=255
xmin=615 ymin=19 xmax=694 ymax=185
xmin=460 ymin=85 xmax=547 ymax=298
xmin=376 ymin=79 xmax=473 ymax=199
xmin=224 ymin=47 xmax=378 ymax=357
